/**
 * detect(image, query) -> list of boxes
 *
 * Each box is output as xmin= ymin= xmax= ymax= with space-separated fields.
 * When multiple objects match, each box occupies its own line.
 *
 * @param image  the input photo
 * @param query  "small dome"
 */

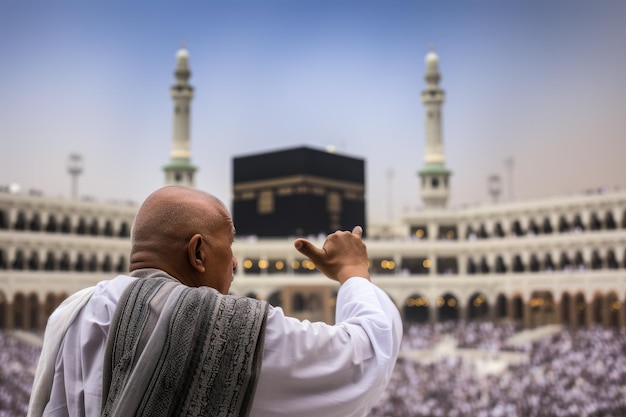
xmin=425 ymin=50 xmax=439 ymax=65
xmin=176 ymin=48 xmax=189 ymax=59
xmin=176 ymin=47 xmax=189 ymax=68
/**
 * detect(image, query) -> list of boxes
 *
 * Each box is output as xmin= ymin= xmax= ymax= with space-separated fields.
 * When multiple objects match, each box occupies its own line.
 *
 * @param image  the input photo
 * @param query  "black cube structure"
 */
xmin=232 ymin=146 xmax=366 ymax=238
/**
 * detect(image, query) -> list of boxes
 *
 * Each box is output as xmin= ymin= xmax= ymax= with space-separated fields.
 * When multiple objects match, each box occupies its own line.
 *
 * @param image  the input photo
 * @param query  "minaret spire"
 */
xmin=163 ymin=44 xmax=197 ymax=187
xmin=418 ymin=48 xmax=451 ymax=209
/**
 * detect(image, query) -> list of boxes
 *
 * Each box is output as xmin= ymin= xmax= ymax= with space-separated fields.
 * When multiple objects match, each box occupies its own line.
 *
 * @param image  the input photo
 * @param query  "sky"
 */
xmin=1 ymin=0 xmax=625 ymax=224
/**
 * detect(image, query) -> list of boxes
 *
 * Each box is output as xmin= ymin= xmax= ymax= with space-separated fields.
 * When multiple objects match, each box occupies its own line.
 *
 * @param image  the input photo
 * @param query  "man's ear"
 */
xmin=187 ymin=234 xmax=206 ymax=273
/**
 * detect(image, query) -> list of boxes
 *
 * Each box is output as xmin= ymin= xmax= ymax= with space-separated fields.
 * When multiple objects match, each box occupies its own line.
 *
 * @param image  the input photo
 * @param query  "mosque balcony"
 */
xmin=0 ymin=229 xmax=130 ymax=250
xmin=1 ymin=269 xmax=624 ymax=314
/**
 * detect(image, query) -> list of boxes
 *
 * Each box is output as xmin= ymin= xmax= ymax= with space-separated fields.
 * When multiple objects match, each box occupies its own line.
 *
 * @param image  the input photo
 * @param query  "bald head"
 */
xmin=129 ymin=186 xmax=236 ymax=290
xmin=131 ymin=186 xmax=226 ymax=247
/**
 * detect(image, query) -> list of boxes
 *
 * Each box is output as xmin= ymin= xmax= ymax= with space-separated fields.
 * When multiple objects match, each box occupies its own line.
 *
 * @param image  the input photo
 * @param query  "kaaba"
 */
xmin=232 ymin=146 xmax=366 ymax=238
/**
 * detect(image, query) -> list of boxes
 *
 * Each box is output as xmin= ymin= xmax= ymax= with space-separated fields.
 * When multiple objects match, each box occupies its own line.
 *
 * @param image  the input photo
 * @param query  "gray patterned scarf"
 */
xmin=101 ymin=269 xmax=268 ymax=417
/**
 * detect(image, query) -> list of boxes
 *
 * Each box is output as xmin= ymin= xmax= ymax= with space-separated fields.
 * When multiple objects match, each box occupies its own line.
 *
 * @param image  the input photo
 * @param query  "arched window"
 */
xmin=60 ymin=253 xmax=70 ymax=271
xmin=437 ymin=257 xmax=458 ymax=274
xmin=605 ymin=211 xmax=616 ymax=230
xmin=543 ymin=217 xmax=553 ymax=234
xmin=589 ymin=213 xmax=602 ymax=231
xmin=592 ymin=295 xmax=603 ymax=325
xmin=61 ymin=216 xmax=71 ymax=234
xmin=574 ymin=251 xmax=585 ymax=269
xmin=574 ymin=293 xmax=586 ymax=325
xmin=495 ymin=294 xmax=508 ymax=319
xmin=495 ymin=256 xmax=507 ymax=273
xmin=89 ymin=219 xmax=99 ymax=236
xmin=102 ymin=255 xmax=112 ymax=272
xmin=573 ymin=214 xmax=585 ymax=232
xmin=13 ymin=293 xmax=26 ymax=330
xmin=437 ymin=293 xmax=459 ymax=321
xmin=15 ymin=211 xmax=27 ymax=231
xmin=29 ymin=213 xmax=42 ymax=231
xmin=467 ymin=258 xmax=476 ymax=275
xmin=607 ymin=292 xmax=620 ymax=327
xmin=104 ymin=220 xmax=114 ymax=237
xmin=119 ymin=222 xmax=130 ymax=238
xmin=12 ymin=250 xmax=25 ymax=270
xmin=511 ymin=295 xmax=524 ymax=322
xmin=558 ymin=216 xmax=570 ymax=233
xmin=76 ymin=218 xmax=87 ymax=235
xmin=44 ymin=251 xmax=56 ymax=271
xmin=75 ymin=253 xmax=85 ymax=272
xmin=480 ymin=257 xmax=490 ymax=274
xmin=513 ymin=255 xmax=524 ymax=273
xmin=88 ymin=255 xmax=98 ymax=272
xmin=511 ymin=220 xmax=524 ymax=237
xmin=494 ymin=222 xmax=505 ymax=237
xmin=28 ymin=293 xmax=39 ymax=331
xmin=468 ymin=292 xmax=489 ymax=320
xmin=528 ymin=219 xmax=540 ymax=235
xmin=46 ymin=215 xmax=58 ymax=233
xmin=404 ymin=293 xmax=430 ymax=323
xmin=530 ymin=254 xmax=540 ymax=272
xmin=44 ymin=293 xmax=59 ymax=319
xmin=591 ymin=250 xmax=602 ymax=270
xmin=606 ymin=250 xmax=618 ymax=269
xmin=529 ymin=291 xmax=555 ymax=327
xmin=116 ymin=255 xmax=126 ymax=273
xmin=560 ymin=252 xmax=572 ymax=271
xmin=28 ymin=251 xmax=39 ymax=270
xmin=561 ymin=293 xmax=572 ymax=325
xmin=291 ymin=293 xmax=305 ymax=311
xmin=544 ymin=253 xmax=555 ymax=271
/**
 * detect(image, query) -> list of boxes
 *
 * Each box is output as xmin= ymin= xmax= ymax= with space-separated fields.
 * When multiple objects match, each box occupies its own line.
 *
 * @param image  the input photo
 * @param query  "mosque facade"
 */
xmin=0 ymin=47 xmax=624 ymax=331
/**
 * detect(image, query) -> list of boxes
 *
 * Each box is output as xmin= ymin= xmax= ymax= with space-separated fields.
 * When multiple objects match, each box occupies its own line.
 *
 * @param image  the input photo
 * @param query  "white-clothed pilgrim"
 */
xmin=29 ymin=270 xmax=402 ymax=417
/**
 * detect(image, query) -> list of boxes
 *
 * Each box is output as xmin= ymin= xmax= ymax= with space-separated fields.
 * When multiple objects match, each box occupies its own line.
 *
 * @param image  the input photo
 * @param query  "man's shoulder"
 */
xmin=88 ymin=274 xmax=138 ymax=306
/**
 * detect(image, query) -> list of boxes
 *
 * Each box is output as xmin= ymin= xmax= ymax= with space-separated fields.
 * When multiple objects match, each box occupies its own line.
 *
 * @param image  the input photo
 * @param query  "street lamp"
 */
xmin=67 ymin=153 xmax=84 ymax=199
xmin=488 ymin=174 xmax=501 ymax=203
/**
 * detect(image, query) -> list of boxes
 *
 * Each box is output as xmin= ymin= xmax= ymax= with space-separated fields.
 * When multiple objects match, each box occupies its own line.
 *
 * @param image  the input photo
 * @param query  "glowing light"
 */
xmin=423 ymin=259 xmax=432 ymax=269
xmin=243 ymin=259 xmax=253 ymax=269
xmin=380 ymin=260 xmax=396 ymax=270
xmin=415 ymin=229 xmax=424 ymax=238
xmin=302 ymin=260 xmax=316 ymax=270
xmin=275 ymin=260 xmax=284 ymax=270
xmin=406 ymin=297 xmax=428 ymax=307
xmin=258 ymin=259 xmax=268 ymax=269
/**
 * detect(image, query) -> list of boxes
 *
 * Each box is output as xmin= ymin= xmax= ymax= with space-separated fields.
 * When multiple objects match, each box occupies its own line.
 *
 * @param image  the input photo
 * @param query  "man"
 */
xmin=29 ymin=186 xmax=402 ymax=417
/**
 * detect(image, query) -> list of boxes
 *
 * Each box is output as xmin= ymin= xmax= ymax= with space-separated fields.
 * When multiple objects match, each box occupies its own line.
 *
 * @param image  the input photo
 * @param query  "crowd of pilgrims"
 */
xmin=368 ymin=321 xmax=626 ymax=417
xmin=1 ymin=321 xmax=625 ymax=417
xmin=0 ymin=331 xmax=40 ymax=416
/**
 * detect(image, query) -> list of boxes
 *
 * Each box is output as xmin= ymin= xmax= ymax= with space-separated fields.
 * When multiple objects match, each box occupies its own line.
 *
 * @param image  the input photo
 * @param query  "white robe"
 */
xmin=29 ymin=275 xmax=402 ymax=417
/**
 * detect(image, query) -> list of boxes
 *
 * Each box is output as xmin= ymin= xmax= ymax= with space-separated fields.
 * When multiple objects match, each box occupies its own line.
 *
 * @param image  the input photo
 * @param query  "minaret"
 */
xmin=163 ymin=45 xmax=197 ymax=187
xmin=418 ymin=49 xmax=451 ymax=209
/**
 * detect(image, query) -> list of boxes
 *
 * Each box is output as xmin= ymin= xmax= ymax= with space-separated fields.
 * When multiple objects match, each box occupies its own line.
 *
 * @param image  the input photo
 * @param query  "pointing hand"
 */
xmin=294 ymin=226 xmax=370 ymax=284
